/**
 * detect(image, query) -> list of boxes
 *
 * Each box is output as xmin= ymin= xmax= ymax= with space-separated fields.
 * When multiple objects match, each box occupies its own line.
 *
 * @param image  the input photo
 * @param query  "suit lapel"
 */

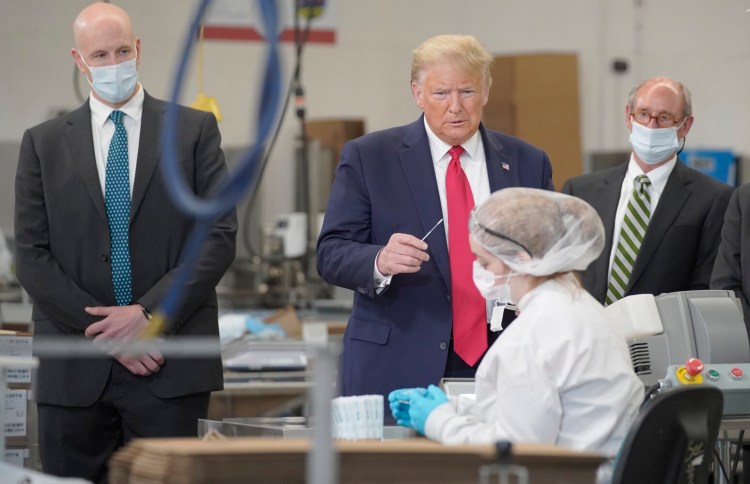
xmin=482 ymin=124 xmax=517 ymax=192
xmin=398 ymin=117 xmax=451 ymax=291
xmin=65 ymin=102 xmax=107 ymax=222
xmin=591 ymin=165 xmax=628 ymax=300
xmin=130 ymin=92 xmax=164 ymax=222
xmin=627 ymin=162 xmax=691 ymax=291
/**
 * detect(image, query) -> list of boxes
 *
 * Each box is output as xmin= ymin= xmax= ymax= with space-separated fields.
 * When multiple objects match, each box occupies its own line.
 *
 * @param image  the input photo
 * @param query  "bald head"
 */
xmin=73 ymin=2 xmax=134 ymax=50
xmin=625 ymin=76 xmax=695 ymax=169
xmin=71 ymin=2 xmax=141 ymax=107
xmin=628 ymin=77 xmax=692 ymax=119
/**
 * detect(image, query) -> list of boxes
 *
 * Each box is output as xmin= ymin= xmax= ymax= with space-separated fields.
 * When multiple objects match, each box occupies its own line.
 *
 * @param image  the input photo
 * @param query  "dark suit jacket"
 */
xmin=316 ymin=116 xmax=553 ymax=398
xmin=711 ymin=184 xmax=750 ymax=336
xmin=14 ymin=92 xmax=237 ymax=406
xmin=561 ymin=161 xmax=731 ymax=304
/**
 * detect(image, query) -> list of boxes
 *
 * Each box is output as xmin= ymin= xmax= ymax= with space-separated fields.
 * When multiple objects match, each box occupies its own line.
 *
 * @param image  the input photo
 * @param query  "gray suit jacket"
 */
xmin=711 ymin=183 xmax=750 ymax=336
xmin=14 ymin=92 xmax=237 ymax=406
xmin=561 ymin=161 xmax=731 ymax=304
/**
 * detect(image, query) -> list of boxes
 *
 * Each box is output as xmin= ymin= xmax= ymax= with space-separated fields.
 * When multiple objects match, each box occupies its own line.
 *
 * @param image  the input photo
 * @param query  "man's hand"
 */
xmin=84 ymin=304 xmax=164 ymax=375
xmin=84 ymin=304 xmax=148 ymax=342
xmin=114 ymin=352 xmax=164 ymax=376
xmin=376 ymin=233 xmax=430 ymax=276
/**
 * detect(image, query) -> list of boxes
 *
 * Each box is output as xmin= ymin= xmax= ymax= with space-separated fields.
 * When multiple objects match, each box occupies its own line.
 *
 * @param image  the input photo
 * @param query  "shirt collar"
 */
xmin=625 ymin=153 xmax=676 ymax=193
xmin=422 ymin=117 xmax=481 ymax=164
xmin=89 ymin=83 xmax=144 ymax=127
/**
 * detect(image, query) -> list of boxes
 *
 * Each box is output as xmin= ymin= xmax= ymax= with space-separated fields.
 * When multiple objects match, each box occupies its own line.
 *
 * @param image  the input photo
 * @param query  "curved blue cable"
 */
xmin=152 ymin=0 xmax=282 ymax=330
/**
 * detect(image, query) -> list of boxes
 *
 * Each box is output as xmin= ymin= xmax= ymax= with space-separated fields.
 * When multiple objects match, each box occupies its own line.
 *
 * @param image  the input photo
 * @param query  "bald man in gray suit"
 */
xmin=562 ymin=77 xmax=731 ymax=304
xmin=14 ymin=3 xmax=236 ymax=482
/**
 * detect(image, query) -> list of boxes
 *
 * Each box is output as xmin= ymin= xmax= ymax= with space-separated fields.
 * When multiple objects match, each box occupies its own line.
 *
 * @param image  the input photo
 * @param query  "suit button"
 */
xmin=446 ymin=294 xmax=451 ymax=301
xmin=439 ymin=341 xmax=447 ymax=351
xmin=102 ymin=253 xmax=110 ymax=262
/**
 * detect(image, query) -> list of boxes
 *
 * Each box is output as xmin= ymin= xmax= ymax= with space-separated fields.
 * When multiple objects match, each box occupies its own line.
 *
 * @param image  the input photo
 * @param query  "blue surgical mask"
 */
xmin=629 ymin=121 xmax=685 ymax=165
xmin=81 ymin=55 xmax=139 ymax=104
xmin=472 ymin=261 xmax=515 ymax=304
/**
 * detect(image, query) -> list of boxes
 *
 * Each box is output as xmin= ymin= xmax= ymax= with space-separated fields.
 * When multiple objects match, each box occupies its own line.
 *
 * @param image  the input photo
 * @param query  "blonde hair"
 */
xmin=411 ymin=35 xmax=493 ymax=91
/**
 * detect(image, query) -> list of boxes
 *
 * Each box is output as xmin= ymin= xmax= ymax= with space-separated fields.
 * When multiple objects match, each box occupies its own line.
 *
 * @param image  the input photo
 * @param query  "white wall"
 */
xmin=2 ymin=0 xmax=750 ymax=237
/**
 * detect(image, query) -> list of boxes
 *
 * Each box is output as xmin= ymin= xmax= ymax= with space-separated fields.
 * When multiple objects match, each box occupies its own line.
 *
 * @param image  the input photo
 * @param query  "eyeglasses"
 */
xmin=631 ymin=110 xmax=684 ymax=128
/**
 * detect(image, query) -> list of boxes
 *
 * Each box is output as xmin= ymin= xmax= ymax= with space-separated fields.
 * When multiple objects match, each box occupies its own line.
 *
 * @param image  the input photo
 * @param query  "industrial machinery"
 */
xmin=616 ymin=290 xmax=750 ymax=387
xmin=662 ymin=359 xmax=750 ymax=417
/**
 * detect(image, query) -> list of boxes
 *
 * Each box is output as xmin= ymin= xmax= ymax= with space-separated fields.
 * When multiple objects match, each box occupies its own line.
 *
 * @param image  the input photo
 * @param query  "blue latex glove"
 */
xmin=387 ymin=387 xmax=427 ymax=428
xmin=408 ymin=384 xmax=449 ymax=435
xmin=245 ymin=316 xmax=286 ymax=338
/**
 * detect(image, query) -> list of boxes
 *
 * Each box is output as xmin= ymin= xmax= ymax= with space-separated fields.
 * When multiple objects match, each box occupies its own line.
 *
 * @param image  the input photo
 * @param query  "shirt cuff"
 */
xmin=373 ymin=248 xmax=392 ymax=293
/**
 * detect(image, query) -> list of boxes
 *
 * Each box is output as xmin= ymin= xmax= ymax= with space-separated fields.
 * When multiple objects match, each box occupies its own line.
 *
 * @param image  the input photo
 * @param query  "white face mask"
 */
xmin=628 ymin=120 xmax=685 ymax=165
xmin=472 ymin=260 xmax=515 ymax=304
xmin=80 ymin=54 xmax=139 ymax=104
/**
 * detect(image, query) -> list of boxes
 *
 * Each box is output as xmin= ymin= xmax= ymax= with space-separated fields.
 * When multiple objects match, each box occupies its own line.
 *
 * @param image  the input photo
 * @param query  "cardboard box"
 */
xmin=305 ymin=119 xmax=366 ymax=172
xmin=110 ymin=437 xmax=604 ymax=484
xmin=0 ymin=332 xmax=33 ymax=384
xmin=4 ymin=387 xmax=33 ymax=447
xmin=4 ymin=446 xmax=30 ymax=468
xmin=484 ymin=54 xmax=582 ymax=190
xmin=208 ymin=381 xmax=309 ymax=420
xmin=4 ymin=445 xmax=39 ymax=470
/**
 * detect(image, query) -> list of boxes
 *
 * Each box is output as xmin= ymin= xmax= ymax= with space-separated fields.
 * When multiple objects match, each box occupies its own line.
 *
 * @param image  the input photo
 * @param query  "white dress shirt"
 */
xmin=423 ymin=118 xmax=491 ymax=243
xmin=89 ymin=85 xmax=144 ymax=197
xmin=373 ymin=120 xmax=491 ymax=288
xmin=608 ymin=154 xmax=677 ymax=275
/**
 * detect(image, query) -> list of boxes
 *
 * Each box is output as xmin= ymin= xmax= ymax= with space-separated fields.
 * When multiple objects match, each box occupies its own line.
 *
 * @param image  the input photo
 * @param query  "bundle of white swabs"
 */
xmin=331 ymin=394 xmax=384 ymax=440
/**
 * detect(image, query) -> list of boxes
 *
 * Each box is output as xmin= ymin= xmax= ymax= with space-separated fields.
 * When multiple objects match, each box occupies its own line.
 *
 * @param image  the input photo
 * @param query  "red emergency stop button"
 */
xmin=685 ymin=358 xmax=704 ymax=379
xmin=730 ymin=367 xmax=743 ymax=380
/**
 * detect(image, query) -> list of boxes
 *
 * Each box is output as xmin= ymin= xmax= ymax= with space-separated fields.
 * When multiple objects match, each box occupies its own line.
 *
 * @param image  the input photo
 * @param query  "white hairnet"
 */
xmin=469 ymin=188 xmax=605 ymax=276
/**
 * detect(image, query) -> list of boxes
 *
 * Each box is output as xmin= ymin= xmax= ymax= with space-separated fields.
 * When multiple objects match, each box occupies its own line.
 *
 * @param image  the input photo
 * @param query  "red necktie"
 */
xmin=445 ymin=145 xmax=487 ymax=366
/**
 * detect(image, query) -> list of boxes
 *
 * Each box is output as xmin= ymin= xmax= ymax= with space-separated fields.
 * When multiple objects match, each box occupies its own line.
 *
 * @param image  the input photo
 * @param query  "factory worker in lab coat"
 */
xmin=389 ymin=188 xmax=644 ymax=481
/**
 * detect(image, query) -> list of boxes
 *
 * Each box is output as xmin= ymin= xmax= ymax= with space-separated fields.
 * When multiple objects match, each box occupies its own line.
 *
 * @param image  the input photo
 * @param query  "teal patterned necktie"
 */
xmin=605 ymin=174 xmax=651 ymax=306
xmin=105 ymin=110 xmax=132 ymax=306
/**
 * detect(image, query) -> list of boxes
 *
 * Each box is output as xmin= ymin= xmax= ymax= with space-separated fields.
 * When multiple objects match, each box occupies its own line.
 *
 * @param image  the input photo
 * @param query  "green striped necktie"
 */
xmin=605 ymin=174 xmax=651 ymax=306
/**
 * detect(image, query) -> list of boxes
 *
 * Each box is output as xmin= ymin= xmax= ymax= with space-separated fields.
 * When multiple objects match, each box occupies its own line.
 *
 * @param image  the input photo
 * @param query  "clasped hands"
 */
xmin=84 ymin=304 xmax=164 ymax=376
xmin=388 ymin=384 xmax=449 ymax=435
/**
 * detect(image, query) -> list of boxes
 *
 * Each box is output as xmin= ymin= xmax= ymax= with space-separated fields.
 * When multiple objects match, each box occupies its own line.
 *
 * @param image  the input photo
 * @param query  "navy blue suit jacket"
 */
xmin=317 ymin=116 xmax=553 ymax=398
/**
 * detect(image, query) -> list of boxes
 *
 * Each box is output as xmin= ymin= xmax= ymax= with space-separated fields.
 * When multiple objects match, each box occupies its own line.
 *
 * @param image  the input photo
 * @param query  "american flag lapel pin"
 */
xmin=502 ymin=162 xmax=510 ymax=171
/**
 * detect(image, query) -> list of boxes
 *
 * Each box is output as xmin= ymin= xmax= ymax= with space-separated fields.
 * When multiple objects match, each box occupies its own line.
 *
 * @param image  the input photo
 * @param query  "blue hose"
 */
xmin=152 ymin=0 xmax=283 ymax=331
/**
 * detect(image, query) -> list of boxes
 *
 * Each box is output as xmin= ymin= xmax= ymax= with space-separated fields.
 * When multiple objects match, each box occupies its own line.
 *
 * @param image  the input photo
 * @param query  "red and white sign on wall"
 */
xmin=203 ymin=0 xmax=336 ymax=44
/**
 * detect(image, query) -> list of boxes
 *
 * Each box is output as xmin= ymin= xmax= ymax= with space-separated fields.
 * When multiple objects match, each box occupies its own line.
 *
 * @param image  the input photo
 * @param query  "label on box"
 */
xmin=4 ymin=448 xmax=27 ymax=467
xmin=0 ymin=336 xmax=33 ymax=383
xmin=4 ymin=389 xmax=28 ymax=437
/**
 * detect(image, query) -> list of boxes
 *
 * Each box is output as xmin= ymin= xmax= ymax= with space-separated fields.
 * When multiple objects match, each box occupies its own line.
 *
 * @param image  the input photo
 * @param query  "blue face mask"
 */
xmin=629 ymin=120 xmax=685 ymax=165
xmin=81 ymin=55 xmax=139 ymax=104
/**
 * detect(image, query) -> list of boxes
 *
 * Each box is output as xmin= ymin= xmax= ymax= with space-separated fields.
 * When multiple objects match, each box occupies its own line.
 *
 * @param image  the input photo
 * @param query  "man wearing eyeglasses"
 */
xmin=561 ymin=77 xmax=732 ymax=305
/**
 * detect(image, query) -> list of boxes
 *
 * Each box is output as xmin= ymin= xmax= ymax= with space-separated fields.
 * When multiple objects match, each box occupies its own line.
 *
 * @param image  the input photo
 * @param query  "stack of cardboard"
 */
xmin=109 ymin=437 xmax=604 ymax=484
xmin=483 ymin=53 xmax=583 ymax=191
xmin=1 ymin=330 xmax=36 ymax=469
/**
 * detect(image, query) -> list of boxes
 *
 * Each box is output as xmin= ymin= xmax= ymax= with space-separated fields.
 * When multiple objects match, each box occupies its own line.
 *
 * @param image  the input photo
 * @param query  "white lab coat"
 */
xmin=425 ymin=276 xmax=643 ymax=458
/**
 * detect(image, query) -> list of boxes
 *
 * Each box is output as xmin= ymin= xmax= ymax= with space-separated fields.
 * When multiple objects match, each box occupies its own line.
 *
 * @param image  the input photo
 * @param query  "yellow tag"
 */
xmin=191 ymin=93 xmax=222 ymax=122
xmin=142 ymin=313 xmax=166 ymax=338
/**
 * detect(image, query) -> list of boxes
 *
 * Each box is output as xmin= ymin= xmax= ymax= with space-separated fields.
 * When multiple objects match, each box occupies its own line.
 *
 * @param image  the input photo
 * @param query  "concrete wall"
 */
xmin=3 ymin=0 xmax=750 ymax=238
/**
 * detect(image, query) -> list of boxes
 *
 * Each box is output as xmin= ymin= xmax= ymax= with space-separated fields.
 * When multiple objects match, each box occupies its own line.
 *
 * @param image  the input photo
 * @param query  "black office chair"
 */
xmin=611 ymin=385 xmax=724 ymax=484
